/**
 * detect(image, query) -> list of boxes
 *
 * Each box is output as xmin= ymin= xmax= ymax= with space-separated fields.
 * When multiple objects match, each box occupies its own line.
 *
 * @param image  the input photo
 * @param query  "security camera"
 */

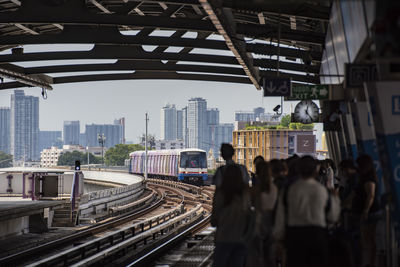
xmin=273 ymin=105 xmax=281 ymax=112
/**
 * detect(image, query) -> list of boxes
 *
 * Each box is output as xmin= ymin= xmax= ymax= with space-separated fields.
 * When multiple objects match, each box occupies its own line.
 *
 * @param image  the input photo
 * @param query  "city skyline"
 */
xmin=0 ymin=81 xmax=290 ymax=143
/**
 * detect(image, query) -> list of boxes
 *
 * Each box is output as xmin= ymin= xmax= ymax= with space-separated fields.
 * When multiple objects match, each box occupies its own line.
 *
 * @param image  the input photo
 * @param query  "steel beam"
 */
xmin=199 ymin=0 xmax=261 ymax=90
xmin=0 ymin=45 xmax=239 ymax=65
xmin=24 ymin=61 xmax=246 ymax=76
xmin=246 ymin=43 xmax=322 ymax=62
xmin=253 ymin=59 xmax=320 ymax=74
xmin=236 ymin=23 xmax=326 ymax=45
xmin=0 ymin=64 xmax=53 ymax=90
xmin=52 ymin=72 xmax=251 ymax=85
xmin=0 ymin=1 xmax=215 ymax=33
xmin=221 ymin=1 xmax=330 ymax=21
xmin=260 ymin=70 xmax=319 ymax=84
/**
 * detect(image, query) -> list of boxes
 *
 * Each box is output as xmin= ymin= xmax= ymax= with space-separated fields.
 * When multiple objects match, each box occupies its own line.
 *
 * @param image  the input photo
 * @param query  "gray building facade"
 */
xmin=39 ymin=131 xmax=62 ymax=152
xmin=0 ymin=107 xmax=10 ymax=154
xmin=160 ymin=104 xmax=177 ymax=141
xmin=187 ymin=98 xmax=208 ymax=151
xmin=10 ymin=90 xmax=39 ymax=161
xmin=213 ymin=123 xmax=234 ymax=158
xmin=63 ymin=121 xmax=80 ymax=145
xmin=176 ymin=110 xmax=183 ymax=140
xmin=85 ymin=121 xmax=123 ymax=148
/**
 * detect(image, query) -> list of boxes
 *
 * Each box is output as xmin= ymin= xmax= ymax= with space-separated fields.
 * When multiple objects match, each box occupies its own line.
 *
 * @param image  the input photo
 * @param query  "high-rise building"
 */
xmin=213 ymin=123 xmax=234 ymax=158
xmin=176 ymin=110 xmax=183 ymax=140
xmin=182 ymin=107 xmax=188 ymax=148
xmin=235 ymin=111 xmax=255 ymax=122
xmin=207 ymin=108 xmax=220 ymax=125
xmin=253 ymin=107 xmax=265 ymax=119
xmin=10 ymin=90 xmax=39 ymax=161
xmin=0 ymin=107 xmax=10 ymax=154
xmin=85 ymin=120 xmax=123 ymax=148
xmin=63 ymin=121 xmax=80 ymax=145
xmin=79 ymin=133 xmax=87 ymax=147
xmin=160 ymin=104 xmax=177 ymax=140
xmin=114 ymin=117 xmax=125 ymax=144
xmin=206 ymin=108 xmax=220 ymax=155
xmin=187 ymin=97 xmax=208 ymax=151
xmin=39 ymin=131 xmax=62 ymax=152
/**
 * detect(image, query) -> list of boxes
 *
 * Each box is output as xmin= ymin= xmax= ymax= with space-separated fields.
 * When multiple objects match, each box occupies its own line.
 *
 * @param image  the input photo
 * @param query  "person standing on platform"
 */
xmin=212 ymin=143 xmax=250 ymax=188
xmin=248 ymin=161 xmax=277 ymax=267
xmin=211 ymin=164 xmax=251 ymax=267
xmin=352 ymin=154 xmax=381 ymax=267
xmin=250 ymin=155 xmax=265 ymax=187
xmin=274 ymin=156 xmax=341 ymax=267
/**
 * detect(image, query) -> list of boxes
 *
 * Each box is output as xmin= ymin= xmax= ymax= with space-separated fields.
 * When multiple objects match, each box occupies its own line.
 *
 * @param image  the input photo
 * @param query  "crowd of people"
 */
xmin=211 ymin=143 xmax=382 ymax=267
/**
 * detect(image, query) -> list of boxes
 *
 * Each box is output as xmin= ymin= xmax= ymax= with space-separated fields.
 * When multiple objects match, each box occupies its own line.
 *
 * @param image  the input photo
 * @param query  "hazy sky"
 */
xmin=0 ymin=42 xmax=322 ymax=147
xmin=0 ymin=80 xmax=298 ymax=141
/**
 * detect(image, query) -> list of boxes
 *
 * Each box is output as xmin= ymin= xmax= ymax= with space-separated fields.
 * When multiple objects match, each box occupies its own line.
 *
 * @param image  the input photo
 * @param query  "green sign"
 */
xmin=286 ymin=85 xmax=329 ymax=100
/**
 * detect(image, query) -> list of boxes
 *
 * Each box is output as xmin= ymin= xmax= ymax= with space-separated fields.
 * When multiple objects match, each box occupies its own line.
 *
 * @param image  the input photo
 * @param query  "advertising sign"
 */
xmin=350 ymin=102 xmax=384 ymax=196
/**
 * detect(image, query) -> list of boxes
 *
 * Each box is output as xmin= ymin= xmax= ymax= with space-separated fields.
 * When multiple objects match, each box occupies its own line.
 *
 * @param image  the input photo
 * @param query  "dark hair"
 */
xmin=270 ymin=159 xmax=288 ymax=177
xmin=338 ymin=159 xmax=356 ymax=171
xmin=356 ymin=154 xmax=377 ymax=182
xmin=257 ymin=161 xmax=272 ymax=193
xmin=298 ymin=156 xmax=318 ymax=178
xmin=287 ymin=155 xmax=300 ymax=178
xmin=253 ymin=155 xmax=265 ymax=174
xmin=253 ymin=155 xmax=264 ymax=165
xmin=220 ymin=164 xmax=245 ymax=206
xmin=220 ymin=143 xmax=234 ymax=160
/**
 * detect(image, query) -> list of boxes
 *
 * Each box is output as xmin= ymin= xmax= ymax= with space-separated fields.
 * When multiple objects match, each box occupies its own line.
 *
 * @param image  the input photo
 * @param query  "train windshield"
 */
xmin=180 ymin=151 xmax=207 ymax=168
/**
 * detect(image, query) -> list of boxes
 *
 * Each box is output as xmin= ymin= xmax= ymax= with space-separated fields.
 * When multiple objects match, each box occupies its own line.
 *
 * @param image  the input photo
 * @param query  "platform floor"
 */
xmin=0 ymin=198 xmax=64 ymax=221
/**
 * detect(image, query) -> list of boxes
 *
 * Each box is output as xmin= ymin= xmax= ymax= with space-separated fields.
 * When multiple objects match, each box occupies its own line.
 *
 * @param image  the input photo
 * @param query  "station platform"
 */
xmin=0 ymin=198 xmax=65 ymax=240
xmin=82 ymin=170 xmax=143 ymax=186
xmin=0 ymin=198 xmax=64 ymax=221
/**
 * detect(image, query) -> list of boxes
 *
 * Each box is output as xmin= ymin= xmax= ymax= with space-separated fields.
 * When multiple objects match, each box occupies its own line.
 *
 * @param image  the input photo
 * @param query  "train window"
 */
xmin=180 ymin=151 xmax=207 ymax=168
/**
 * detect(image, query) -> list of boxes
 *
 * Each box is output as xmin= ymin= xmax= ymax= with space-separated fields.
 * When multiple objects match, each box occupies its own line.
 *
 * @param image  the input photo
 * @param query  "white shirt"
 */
xmin=273 ymin=178 xmax=340 ymax=240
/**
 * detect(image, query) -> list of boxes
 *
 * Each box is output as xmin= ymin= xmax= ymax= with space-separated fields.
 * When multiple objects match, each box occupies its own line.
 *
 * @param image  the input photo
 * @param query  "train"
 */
xmin=129 ymin=148 xmax=208 ymax=185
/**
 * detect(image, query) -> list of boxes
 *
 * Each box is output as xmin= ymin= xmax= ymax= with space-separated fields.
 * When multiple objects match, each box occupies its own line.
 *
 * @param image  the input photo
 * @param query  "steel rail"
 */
xmin=0 ymin=189 xmax=164 ymax=266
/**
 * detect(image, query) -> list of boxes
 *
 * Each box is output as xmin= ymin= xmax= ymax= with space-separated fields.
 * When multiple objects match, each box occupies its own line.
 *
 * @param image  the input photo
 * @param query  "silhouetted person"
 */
xmin=352 ymin=155 xmax=381 ymax=267
xmin=211 ymin=164 xmax=251 ymax=267
xmin=250 ymin=155 xmax=265 ymax=187
xmin=270 ymin=159 xmax=288 ymax=191
xmin=213 ymin=143 xmax=250 ymax=188
xmin=274 ymin=156 xmax=340 ymax=267
xmin=248 ymin=161 xmax=277 ymax=267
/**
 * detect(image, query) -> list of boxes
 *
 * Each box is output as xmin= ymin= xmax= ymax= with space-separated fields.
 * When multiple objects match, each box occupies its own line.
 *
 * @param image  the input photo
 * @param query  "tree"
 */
xmin=105 ymin=144 xmax=145 ymax=166
xmin=58 ymin=151 xmax=101 ymax=166
xmin=0 ymin=151 xmax=12 ymax=168
xmin=280 ymin=114 xmax=291 ymax=128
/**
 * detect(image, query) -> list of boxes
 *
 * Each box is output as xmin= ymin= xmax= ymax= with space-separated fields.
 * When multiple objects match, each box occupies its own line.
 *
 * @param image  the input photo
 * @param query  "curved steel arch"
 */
xmin=0 ymin=0 xmax=329 ymax=91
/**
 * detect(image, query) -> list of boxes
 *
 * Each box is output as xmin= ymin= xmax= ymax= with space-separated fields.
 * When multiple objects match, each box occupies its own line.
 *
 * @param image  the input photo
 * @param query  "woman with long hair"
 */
xmin=211 ymin=164 xmax=251 ymax=267
xmin=352 ymin=154 xmax=380 ymax=267
xmin=256 ymin=161 xmax=278 ymax=267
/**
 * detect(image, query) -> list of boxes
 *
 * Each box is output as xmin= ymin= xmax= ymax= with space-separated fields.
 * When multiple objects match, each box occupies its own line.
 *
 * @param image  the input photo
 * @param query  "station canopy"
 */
xmin=0 ymin=0 xmax=331 ymax=91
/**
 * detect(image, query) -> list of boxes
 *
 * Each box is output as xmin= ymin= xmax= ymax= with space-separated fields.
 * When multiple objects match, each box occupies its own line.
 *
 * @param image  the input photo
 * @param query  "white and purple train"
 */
xmin=129 ymin=149 xmax=208 ymax=185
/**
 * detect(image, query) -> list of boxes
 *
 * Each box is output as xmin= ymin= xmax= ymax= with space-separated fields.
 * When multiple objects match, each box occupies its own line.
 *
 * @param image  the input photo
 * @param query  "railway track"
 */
xmin=1 ymin=179 xmax=214 ymax=267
